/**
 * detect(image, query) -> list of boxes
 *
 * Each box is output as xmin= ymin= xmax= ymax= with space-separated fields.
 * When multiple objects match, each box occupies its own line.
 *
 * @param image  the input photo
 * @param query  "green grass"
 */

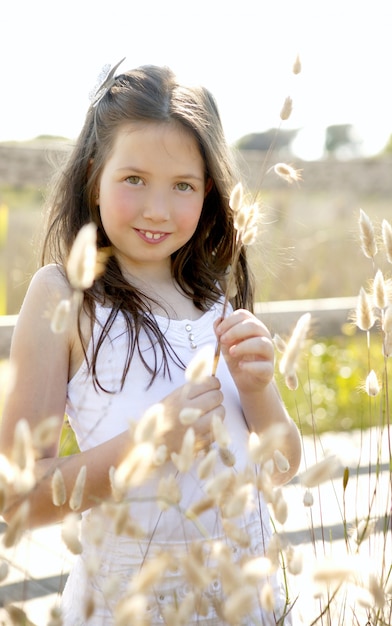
xmin=277 ymin=330 xmax=387 ymax=436
xmin=0 ymin=185 xmax=44 ymax=212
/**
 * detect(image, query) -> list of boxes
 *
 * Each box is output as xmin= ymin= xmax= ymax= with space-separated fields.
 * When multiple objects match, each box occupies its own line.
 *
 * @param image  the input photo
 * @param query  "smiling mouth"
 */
xmin=138 ymin=229 xmax=168 ymax=241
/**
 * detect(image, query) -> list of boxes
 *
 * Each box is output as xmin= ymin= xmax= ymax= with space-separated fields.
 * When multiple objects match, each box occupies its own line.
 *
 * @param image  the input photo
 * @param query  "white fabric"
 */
xmin=61 ymin=303 xmax=292 ymax=625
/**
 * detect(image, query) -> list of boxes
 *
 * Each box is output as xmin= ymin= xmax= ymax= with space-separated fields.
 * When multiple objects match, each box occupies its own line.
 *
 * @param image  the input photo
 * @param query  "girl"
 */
xmin=0 ymin=63 xmax=301 ymax=625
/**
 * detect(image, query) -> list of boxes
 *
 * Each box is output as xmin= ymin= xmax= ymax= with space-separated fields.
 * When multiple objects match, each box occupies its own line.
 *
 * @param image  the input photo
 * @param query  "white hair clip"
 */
xmin=89 ymin=57 xmax=126 ymax=107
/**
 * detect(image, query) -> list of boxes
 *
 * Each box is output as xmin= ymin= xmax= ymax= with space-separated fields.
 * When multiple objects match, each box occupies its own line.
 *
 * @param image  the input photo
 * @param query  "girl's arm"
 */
xmin=0 ymin=266 xmax=224 ymax=527
xmin=215 ymin=309 xmax=302 ymax=485
xmin=0 ymin=264 xmax=126 ymax=526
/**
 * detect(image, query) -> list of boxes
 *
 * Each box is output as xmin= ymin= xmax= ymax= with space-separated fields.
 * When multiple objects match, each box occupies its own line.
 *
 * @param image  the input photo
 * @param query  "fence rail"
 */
xmin=255 ymin=296 xmax=357 ymax=337
xmin=0 ymin=297 xmax=358 ymax=359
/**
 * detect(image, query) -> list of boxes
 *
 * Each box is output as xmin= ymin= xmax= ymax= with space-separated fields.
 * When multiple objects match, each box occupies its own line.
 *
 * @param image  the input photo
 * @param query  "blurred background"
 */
xmin=1 ymin=0 xmax=392 ymax=315
xmin=1 ymin=137 xmax=391 ymax=315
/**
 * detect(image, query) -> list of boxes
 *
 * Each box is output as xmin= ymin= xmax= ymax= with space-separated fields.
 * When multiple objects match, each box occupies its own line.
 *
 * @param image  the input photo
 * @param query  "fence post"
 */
xmin=0 ymin=204 xmax=9 ymax=315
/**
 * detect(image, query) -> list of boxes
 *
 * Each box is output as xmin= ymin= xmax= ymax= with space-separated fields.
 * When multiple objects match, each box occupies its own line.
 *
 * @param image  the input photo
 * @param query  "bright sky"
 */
xmin=2 ymin=0 xmax=392 ymax=159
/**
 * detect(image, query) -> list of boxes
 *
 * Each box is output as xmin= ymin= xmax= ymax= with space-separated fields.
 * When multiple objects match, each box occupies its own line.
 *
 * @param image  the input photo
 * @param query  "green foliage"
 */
xmin=33 ymin=135 xmax=70 ymax=142
xmin=0 ymin=185 xmax=44 ymax=211
xmin=278 ymin=330 xmax=387 ymax=436
xmin=324 ymin=123 xmax=361 ymax=157
xmin=59 ymin=418 xmax=80 ymax=456
xmin=381 ymin=133 xmax=392 ymax=154
xmin=0 ymin=187 xmax=44 ymax=314
xmin=235 ymin=128 xmax=297 ymax=151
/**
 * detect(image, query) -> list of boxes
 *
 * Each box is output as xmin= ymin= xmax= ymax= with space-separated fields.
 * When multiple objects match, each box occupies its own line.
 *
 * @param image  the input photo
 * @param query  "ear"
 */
xmin=204 ymin=177 xmax=213 ymax=196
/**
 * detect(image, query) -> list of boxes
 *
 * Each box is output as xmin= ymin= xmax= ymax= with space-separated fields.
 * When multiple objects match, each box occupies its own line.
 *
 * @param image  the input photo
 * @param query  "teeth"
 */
xmin=143 ymin=231 xmax=164 ymax=240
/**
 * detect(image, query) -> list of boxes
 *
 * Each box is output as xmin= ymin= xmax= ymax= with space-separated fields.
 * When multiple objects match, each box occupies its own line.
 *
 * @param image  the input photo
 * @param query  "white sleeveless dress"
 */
xmin=61 ymin=303 xmax=292 ymax=625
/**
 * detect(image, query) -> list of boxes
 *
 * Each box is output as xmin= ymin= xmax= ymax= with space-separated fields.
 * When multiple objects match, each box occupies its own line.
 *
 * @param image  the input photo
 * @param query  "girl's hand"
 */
xmin=214 ymin=309 xmax=275 ymax=394
xmin=160 ymin=376 xmax=224 ymax=453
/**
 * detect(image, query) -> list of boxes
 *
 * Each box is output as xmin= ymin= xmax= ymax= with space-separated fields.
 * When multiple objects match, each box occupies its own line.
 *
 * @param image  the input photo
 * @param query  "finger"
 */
xmin=189 ymin=389 xmax=224 ymax=416
xmin=217 ymin=308 xmax=259 ymax=328
xmin=194 ymin=437 xmax=212 ymax=453
xmin=213 ymin=316 xmax=224 ymax=332
xmin=186 ymin=376 xmax=221 ymax=400
xmin=215 ymin=309 xmax=250 ymax=334
xmin=189 ymin=406 xmax=226 ymax=435
xmin=238 ymin=358 xmax=274 ymax=375
xmin=218 ymin=316 xmax=271 ymax=346
xmin=229 ymin=335 xmax=274 ymax=361
xmin=203 ymin=405 xmax=225 ymax=422
xmin=194 ymin=407 xmax=226 ymax=450
xmin=180 ymin=381 xmax=224 ymax=426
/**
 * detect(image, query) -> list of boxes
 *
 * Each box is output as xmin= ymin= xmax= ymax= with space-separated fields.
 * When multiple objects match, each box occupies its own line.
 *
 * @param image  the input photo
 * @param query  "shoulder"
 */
xmin=20 ymin=264 xmax=76 ymax=324
xmin=25 ymin=264 xmax=72 ymax=300
xmin=16 ymin=264 xmax=76 ymax=344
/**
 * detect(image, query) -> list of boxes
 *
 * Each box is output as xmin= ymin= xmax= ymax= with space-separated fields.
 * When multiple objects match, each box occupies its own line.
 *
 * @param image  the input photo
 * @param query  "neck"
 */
xmin=134 ymin=276 xmax=202 ymax=321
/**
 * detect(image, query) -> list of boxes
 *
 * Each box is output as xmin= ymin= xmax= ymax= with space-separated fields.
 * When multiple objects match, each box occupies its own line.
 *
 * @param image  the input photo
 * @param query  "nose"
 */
xmin=142 ymin=189 xmax=170 ymax=222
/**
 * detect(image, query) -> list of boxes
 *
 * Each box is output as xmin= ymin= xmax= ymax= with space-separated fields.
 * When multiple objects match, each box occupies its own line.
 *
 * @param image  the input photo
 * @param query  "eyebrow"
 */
xmin=116 ymin=167 xmax=205 ymax=182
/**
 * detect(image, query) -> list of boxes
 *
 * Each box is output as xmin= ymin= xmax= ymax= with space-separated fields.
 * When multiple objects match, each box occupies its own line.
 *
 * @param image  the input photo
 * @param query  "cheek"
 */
xmin=100 ymin=188 xmax=138 ymax=224
xmin=177 ymin=199 xmax=204 ymax=232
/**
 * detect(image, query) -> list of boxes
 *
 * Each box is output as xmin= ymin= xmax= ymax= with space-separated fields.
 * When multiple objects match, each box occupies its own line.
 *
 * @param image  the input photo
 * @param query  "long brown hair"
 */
xmin=42 ymin=65 xmax=254 ymax=389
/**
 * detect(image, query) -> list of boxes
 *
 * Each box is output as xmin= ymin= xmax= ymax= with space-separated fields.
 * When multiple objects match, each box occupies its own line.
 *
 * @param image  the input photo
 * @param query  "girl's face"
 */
xmin=96 ymin=121 xmax=207 ymax=280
